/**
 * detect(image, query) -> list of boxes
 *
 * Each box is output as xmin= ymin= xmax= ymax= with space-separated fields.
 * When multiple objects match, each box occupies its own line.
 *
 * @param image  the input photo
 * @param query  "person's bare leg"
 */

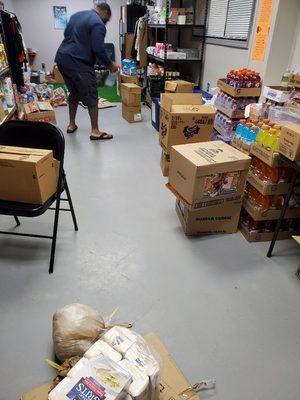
xmin=68 ymin=101 xmax=78 ymax=131
xmin=88 ymin=105 xmax=100 ymax=136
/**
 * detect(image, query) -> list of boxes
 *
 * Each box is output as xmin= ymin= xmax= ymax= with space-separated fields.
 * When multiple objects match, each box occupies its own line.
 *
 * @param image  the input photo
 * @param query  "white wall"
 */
xmin=202 ymin=0 xmax=300 ymax=89
xmin=289 ymin=8 xmax=300 ymax=71
xmin=4 ymin=0 xmax=14 ymax=12
xmin=11 ymin=0 xmax=125 ymax=70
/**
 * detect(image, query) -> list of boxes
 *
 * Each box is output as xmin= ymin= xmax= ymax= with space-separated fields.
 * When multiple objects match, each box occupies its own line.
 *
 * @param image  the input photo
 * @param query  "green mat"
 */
xmin=50 ymin=83 xmax=121 ymax=103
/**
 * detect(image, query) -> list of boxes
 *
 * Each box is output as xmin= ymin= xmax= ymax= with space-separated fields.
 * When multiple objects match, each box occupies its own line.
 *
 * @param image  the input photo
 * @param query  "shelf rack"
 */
xmin=147 ymin=0 xmax=209 ymax=94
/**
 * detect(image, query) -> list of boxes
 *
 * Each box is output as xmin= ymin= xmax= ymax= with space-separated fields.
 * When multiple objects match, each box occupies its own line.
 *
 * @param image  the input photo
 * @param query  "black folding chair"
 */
xmin=0 ymin=120 xmax=78 ymax=274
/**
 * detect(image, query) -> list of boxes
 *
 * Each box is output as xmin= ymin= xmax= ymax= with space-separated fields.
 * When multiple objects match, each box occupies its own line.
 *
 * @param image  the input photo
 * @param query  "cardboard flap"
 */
xmin=161 ymin=93 xmax=202 ymax=112
xmin=0 ymin=145 xmax=52 ymax=157
xmin=170 ymin=105 xmax=215 ymax=114
xmin=121 ymin=83 xmax=141 ymax=93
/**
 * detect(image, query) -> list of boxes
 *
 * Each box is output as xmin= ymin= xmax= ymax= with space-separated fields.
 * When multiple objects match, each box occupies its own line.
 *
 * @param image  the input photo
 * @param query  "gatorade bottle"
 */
xmin=256 ymin=124 xmax=270 ymax=146
xmin=236 ymin=119 xmax=246 ymax=139
xmin=243 ymin=122 xmax=253 ymax=142
xmin=267 ymin=128 xmax=279 ymax=152
xmin=261 ymin=163 xmax=279 ymax=184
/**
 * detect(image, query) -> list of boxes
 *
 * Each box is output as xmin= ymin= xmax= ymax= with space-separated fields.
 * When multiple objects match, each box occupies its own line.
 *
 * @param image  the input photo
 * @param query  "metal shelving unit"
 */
xmin=147 ymin=0 xmax=209 ymax=95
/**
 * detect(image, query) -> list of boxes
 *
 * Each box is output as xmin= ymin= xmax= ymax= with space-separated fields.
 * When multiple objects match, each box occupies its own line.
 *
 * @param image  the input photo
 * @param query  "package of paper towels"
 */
xmin=84 ymin=339 xmax=122 ymax=362
xmin=48 ymin=355 xmax=132 ymax=400
xmin=103 ymin=326 xmax=138 ymax=354
xmin=119 ymin=359 xmax=149 ymax=400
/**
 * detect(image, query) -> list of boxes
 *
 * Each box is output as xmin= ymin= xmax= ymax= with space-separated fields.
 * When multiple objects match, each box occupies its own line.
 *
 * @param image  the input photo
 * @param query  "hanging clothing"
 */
xmin=0 ymin=10 xmax=27 ymax=87
xmin=133 ymin=17 xmax=151 ymax=68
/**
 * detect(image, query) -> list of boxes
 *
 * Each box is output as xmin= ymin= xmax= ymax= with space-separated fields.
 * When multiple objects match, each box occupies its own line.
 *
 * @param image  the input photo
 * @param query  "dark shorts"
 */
xmin=57 ymin=65 xmax=98 ymax=107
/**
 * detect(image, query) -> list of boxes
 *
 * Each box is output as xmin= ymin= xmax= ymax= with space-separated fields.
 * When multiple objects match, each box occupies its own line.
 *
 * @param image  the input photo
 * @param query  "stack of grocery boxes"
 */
xmin=214 ymin=70 xmax=262 ymax=152
xmin=121 ymin=83 xmax=142 ymax=123
xmin=239 ymin=122 xmax=300 ymax=242
xmin=159 ymin=81 xmax=215 ymax=177
xmin=167 ymin=141 xmax=251 ymax=235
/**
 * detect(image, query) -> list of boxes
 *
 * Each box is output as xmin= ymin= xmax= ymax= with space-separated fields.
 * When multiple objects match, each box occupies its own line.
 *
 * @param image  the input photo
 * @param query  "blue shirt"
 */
xmin=55 ymin=10 xmax=111 ymax=71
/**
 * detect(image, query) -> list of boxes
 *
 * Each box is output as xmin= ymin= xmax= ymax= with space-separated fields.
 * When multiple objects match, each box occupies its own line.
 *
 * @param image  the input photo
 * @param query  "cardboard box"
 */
xmin=176 ymin=198 xmax=242 ymax=235
xmin=159 ymin=93 xmax=215 ymax=155
xmin=239 ymin=222 xmax=295 ymax=242
xmin=24 ymin=102 xmax=57 ymax=124
xmin=251 ymin=143 xmax=280 ymax=167
xmin=0 ymin=146 xmax=58 ymax=204
xmin=231 ymin=136 xmax=252 ymax=155
xmin=262 ymin=85 xmax=292 ymax=103
xmin=217 ymin=78 xmax=261 ymax=98
xmin=145 ymin=333 xmax=201 ymax=400
xmin=164 ymin=80 xmax=194 ymax=94
xmin=290 ymin=74 xmax=300 ymax=88
xmin=243 ymin=198 xmax=300 ymax=221
xmin=293 ymin=235 xmax=300 ymax=245
xmin=53 ymin=66 xmax=64 ymax=84
xmin=121 ymin=83 xmax=141 ymax=106
xmin=214 ymin=100 xmax=245 ymax=119
xmin=279 ymin=123 xmax=300 ymax=161
xmin=247 ymin=169 xmax=290 ymax=195
xmin=169 ymin=141 xmax=251 ymax=209
xmin=122 ymin=103 xmax=142 ymax=123
xmin=119 ymin=74 xmax=139 ymax=97
xmin=22 ymin=333 xmax=201 ymax=400
xmin=160 ymin=151 xmax=170 ymax=177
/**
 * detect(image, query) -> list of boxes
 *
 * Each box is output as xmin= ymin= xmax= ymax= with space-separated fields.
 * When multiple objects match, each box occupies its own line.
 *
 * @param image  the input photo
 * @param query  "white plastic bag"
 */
xmin=53 ymin=303 xmax=105 ymax=362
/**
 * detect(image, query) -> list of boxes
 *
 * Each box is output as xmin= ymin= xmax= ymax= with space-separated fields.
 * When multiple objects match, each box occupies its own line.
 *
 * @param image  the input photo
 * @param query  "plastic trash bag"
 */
xmin=53 ymin=303 xmax=106 ymax=362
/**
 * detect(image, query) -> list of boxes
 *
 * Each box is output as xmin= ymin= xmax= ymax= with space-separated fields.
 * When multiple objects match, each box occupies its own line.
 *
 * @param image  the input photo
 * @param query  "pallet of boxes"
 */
xmin=214 ymin=70 xmax=262 ymax=152
xmin=239 ymin=123 xmax=300 ymax=242
xmin=121 ymin=81 xmax=142 ymax=123
xmin=159 ymin=80 xmax=213 ymax=177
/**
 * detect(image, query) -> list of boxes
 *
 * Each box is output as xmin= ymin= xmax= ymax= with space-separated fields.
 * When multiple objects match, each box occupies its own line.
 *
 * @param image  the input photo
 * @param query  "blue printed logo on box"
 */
xmin=67 ymin=377 xmax=106 ymax=400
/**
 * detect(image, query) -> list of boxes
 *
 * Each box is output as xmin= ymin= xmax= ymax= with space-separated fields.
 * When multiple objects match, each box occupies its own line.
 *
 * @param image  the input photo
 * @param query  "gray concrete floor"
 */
xmin=0 ymin=105 xmax=299 ymax=400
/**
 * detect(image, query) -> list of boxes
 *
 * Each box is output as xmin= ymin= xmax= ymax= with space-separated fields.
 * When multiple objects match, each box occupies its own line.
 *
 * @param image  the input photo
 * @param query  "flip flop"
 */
xmin=90 ymin=132 xmax=113 ymax=141
xmin=67 ymin=125 xmax=78 ymax=134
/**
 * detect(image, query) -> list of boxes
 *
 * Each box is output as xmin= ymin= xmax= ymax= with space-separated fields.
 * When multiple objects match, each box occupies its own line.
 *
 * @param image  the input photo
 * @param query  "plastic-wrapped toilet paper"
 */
xmin=118 ymin=359 xmax=149 ymax=400
xmin=125 ymin=340 xmax=160 ymax=400
xmin=84 ymin=339 xmax=122 ymax=362
xmin=103 ymin=327 xmax=138 ymax=354
xmin=48 ymin=355 xmax=132 ymax=400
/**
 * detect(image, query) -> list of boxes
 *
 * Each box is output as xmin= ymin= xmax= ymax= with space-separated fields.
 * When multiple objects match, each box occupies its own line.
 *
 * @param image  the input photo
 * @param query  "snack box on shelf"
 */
xmin=262 ymin=85 xmax=292 ymax=103
xmin=251 ymin=143 xmax=282 ymax=167
xmin=239 ymin=222 xmax=297 ymax=242
xmin=243 ymin=198 xmax=300 ymax=221
xmin=214 ymin=100 xmax=245 ymax=119
xmin=247 ymin=169 xmax=290 ymax=195
xmin=217 ymin=78 xmax=261 ymax=98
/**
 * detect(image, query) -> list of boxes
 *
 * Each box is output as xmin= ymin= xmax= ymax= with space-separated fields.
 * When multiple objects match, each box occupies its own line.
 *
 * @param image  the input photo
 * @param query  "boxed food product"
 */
xmin=159 ymin=93 xmax=215 ymax=154
xmin=23 ymin=101 xmax=56 ymax=124
xmin=279 ymin=123 xmax=300 ymax=161
xmin=121 ymin=83 xmax=141 ymax=107
xmin=168 ymin=141 xmax=251 ymax=209
xmin=0 ymin=145 xmax=58 ymax=204
xmin=164 ymin=80 xmax=194 ymax=94
xmin=176 ymin=198 xmax=242 ymax=235
xmin=122 ymin=103 xmax=142 ymax=123
xmin=160 ymin=151 xmax=170 ymax=177
xmin=262 ymin=86 xmax=292 ymax=103
xmin=217 ymin=79 xmax=261 ymax=98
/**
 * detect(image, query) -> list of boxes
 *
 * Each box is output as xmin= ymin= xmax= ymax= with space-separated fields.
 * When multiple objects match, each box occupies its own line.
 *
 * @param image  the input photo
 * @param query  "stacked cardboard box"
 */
xmin=279 ymin=123 xmax=300 ymax=161
xmin=239 ymin=140 xmax=300 ymax=242
xmin=167 ymin=141 xmax=251 ymax=235
xmin=121 ymin=83 xmax=142 ymax=123
xmin=216 ymin=78 xmax=261 ymax=150
xmin=159 ymin=93 xmax=215 ymax=176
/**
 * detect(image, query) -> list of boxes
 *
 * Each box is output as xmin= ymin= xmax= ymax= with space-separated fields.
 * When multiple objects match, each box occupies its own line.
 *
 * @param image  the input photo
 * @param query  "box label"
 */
xmin=67 ymin=377 xmax=106 ymax=400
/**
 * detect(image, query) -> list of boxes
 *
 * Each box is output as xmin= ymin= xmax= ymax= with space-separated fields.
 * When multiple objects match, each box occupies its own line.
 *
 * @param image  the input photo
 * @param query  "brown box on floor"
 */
xmin=160 ymin=151 xmax=170 ymax=177
xmin=0 ymin=146 xmax=59 ymax=204
xmin=122 ymin=103 xmax=142 ymax=123
xmin=164 ymin=80 xmax=194 ymax=93
xmin=159 ymin=93 xmax=215 ymax=155
xmin=176 ymin=198 xmax=242 ymax=235
xmin=169 ymin=141 xmax=251 ymax=210
xmin=279 ymin=123 xmax=300 ymax=161
xmin=23 ymin=101 xmax=56 ymax=124
xmin=121 ymin=83 xmax=141 ymax=106
xmin=21 ymin=333 xmax=202 ymax=400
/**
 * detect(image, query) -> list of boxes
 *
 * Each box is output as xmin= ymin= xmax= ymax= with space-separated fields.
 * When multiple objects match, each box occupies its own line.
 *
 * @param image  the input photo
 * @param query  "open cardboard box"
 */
xmin=243 ymin=198 xmax=300 ymax=221
xmin=239 ymin=222 xmax=295 ymax=242
xmin=159 ymin=93 xmax=215 ymax=155
xmin=21 ymin=333 xmax=202 ymax=400
xmin=251 ymin=143 xmax=281 ymax=167
xmin=262 ymin=85 xmax=292 ymax=103
xmin=164 ymin=80 xmax=194 ymax=93
xmin=247 ymin=169 xmax=290 ymax=195
xmin=217 ymin=78 xmax=261 ymax=98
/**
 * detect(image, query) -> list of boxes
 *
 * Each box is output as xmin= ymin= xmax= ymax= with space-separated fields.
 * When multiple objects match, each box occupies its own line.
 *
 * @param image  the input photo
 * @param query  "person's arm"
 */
xmin=91 ymin=23 xmax=112 ymax=67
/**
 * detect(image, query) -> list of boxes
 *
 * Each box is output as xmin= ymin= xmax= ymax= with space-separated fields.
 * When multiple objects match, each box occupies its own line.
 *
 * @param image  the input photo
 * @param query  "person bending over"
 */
xmin=55 ymin=3 xmax=117 ymax=140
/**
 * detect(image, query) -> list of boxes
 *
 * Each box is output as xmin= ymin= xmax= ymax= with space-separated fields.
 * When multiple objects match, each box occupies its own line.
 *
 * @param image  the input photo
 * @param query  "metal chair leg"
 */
xmin=267 ymin=169 xmax=298 ymax=258
xmin=14 ymin=216 xmax=20 ymax=226
xmin=64 ymin=178 xmax=78 ymax=231
xmin=49 ymin=193 xmax=61 ymax=274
